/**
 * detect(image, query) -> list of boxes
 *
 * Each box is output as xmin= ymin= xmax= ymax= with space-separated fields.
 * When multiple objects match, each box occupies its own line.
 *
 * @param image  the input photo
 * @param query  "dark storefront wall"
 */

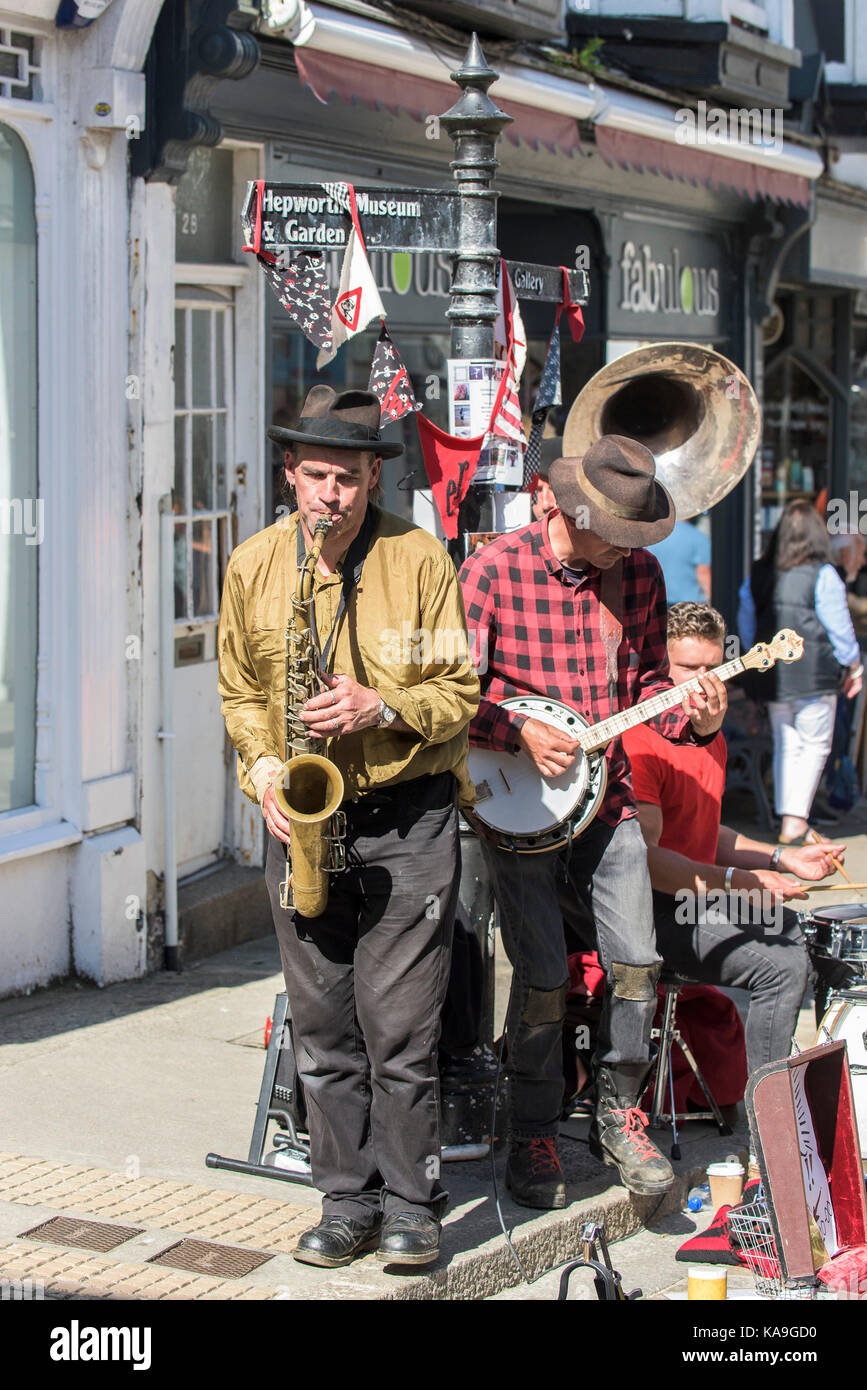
xmin=604 ymin=213 xmax=746 ymax=626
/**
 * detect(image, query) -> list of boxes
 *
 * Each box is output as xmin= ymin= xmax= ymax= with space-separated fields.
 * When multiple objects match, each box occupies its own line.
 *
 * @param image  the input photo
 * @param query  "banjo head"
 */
xmin=466 ymin=697 xmax=604 ymax=850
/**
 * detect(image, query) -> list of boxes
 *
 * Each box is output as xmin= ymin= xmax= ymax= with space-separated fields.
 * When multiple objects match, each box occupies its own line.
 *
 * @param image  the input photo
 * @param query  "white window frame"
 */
xmin=825 ymin=0 xmax=867 ymax=85
xmin=172 ymin=288 xmax=235 ymax=627
xmin=0 ymin=81 xmax=78 ymax=857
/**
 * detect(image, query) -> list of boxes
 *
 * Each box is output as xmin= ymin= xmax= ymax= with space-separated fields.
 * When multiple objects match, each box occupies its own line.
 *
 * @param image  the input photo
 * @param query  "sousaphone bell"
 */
xmin=563 ymin=342 xmax=761 ymax=519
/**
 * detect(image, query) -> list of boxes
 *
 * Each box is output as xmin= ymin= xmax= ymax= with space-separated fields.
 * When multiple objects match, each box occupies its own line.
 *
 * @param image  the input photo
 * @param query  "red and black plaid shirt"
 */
xmin=459 ymin=511 xmax=704 ymax=828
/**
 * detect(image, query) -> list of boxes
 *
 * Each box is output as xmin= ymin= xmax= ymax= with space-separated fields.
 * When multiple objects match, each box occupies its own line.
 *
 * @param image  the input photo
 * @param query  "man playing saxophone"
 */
xmin=217 ymin=386 xmax=479 ymax=1269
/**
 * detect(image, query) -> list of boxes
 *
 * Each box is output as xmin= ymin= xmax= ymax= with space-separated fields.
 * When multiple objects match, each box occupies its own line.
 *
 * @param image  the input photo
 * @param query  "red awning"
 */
xmin=594 ymin=126 xmax=810 ymax=207
xmin=296 ymin=48 xmax=811 ymax=207
xmin=295 ymin=48 xmax=582 ymax=155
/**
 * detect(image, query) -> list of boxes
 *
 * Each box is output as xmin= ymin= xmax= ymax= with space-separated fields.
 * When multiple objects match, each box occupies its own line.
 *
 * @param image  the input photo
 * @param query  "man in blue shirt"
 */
xmin=650 ymin=519 xmax=711 ymax=604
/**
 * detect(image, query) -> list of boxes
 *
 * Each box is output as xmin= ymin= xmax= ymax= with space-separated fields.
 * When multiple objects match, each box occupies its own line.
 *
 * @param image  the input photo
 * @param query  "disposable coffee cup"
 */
xmin=688 ymin=1267 xmax=727 ymax=1301
xmin=707 ymin=1160 xmax=744 ymax=1209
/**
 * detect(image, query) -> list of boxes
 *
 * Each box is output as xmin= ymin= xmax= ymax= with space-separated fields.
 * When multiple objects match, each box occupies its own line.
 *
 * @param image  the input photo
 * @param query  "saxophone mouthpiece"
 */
xmin=314 ymin=515 xmax=334 ymax=536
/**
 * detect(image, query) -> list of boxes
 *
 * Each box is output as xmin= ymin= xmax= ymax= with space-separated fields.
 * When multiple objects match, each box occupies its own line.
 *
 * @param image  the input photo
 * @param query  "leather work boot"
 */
xmin=293 ymin=1215 xmax=381 ymax=1268
xmin=377 ymin=1212 xmax=441 ymax=1266
xmin=505 ymin=1136 xmax=567 ymax=1209
xmin=588 ymin=1063 xmax=674 ymax=1196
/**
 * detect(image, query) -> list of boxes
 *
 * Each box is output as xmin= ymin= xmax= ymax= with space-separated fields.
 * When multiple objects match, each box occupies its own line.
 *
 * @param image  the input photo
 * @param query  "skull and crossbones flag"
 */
xmin=240 ymin=181 xmax=334 ymax=354
xmin=260 ymin=248 xmax=334 ymax=355
xmin=368 ymin=323 xmax=420 ymax=423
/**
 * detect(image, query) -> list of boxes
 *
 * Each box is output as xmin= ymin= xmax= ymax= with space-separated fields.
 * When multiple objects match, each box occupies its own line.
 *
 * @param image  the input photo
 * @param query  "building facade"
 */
xmin=1 ymin=0 xmax=864 ymax=995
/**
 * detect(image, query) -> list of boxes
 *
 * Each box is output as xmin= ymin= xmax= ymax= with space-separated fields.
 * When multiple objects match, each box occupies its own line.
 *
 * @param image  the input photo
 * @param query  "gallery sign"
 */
xmin=608 ymin=218 xmax=728 ymax=340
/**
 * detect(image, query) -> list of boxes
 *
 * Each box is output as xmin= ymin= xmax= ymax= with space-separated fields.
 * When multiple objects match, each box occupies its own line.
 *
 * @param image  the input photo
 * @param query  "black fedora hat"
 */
xmin=548 ymin=435 xmax=675 ymax=547
xmin=267 ymin=385 xmax=404 ymax=459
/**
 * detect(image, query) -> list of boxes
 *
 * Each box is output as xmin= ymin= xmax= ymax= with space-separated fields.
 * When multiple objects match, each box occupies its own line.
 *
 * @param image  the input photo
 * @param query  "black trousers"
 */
xmin=265 ymin=772 xmax=460 ymax=1224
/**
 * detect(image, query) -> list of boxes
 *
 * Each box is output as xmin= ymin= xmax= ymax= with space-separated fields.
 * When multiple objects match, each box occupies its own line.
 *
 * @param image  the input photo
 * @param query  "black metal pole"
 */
xmin=440 ymin=34 xmax=513 ymax=536
xmin=438 ymin=36 xmax=511 ymax=1151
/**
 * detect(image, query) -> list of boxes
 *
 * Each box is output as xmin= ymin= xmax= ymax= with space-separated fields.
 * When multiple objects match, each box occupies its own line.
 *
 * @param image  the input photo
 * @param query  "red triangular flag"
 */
xmin=416 ymin=415 xmax=485 ymax=540
xmin=559 ymin=266 xmax=585 ymax=343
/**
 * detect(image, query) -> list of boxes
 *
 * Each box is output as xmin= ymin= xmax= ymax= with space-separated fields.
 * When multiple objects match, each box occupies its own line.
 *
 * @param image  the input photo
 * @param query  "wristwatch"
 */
xmin=378 ymin=698 xmax=398 ymax=728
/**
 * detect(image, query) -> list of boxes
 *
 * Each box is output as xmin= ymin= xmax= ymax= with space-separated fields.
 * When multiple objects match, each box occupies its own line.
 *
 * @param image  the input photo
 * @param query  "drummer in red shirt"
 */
xmin=624 ymin=601 xmax=845 ymax=1074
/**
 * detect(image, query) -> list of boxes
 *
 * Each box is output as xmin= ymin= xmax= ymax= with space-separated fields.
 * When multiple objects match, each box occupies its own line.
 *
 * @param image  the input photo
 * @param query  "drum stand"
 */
xmin=648 ymin=972 xmax=733 ymax=1159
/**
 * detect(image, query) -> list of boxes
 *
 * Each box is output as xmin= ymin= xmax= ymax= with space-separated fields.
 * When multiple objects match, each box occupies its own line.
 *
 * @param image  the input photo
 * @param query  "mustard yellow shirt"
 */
xmin=217 ymin=507 xmax=480 ymax=809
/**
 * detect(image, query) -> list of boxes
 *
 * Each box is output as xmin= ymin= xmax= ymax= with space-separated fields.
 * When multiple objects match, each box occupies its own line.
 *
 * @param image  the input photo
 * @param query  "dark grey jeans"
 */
xmin=265 ymin=772 xmax=460 ymax=1225
xmin=652 ymin=893 xmax=810 ymax=1073
xmin=482 ymin=815 xmax=661 ymax=1138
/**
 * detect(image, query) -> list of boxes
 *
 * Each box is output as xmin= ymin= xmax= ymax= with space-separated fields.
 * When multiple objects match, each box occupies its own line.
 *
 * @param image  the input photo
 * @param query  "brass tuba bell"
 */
xmin=563 ymin=342 xmax=761 ymax=519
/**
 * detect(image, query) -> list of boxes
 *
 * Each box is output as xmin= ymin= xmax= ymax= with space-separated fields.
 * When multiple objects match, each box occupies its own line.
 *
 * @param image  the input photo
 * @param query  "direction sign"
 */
xmin=506 ymin=260 xmax=589 ymax=305
xmin=245 ymin=183 xmax=460 ymax=254
xmin=243 ymin=184 xmax=590 ymax=305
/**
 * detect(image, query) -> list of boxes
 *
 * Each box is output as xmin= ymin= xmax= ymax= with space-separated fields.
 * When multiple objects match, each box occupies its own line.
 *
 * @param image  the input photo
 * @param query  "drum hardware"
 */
xmin=467 ymin=630 xmax=803 ymax=853
xmin=813 ymin=986 xmax=867 ymax=1159
xmin=557 ymin=1222 xmax=641 ymax=1302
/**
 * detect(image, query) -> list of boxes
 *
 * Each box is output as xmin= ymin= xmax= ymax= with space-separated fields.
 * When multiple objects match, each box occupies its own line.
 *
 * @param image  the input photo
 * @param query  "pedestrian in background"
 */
xmin=738 ymin=500 xmax=863 ymax=846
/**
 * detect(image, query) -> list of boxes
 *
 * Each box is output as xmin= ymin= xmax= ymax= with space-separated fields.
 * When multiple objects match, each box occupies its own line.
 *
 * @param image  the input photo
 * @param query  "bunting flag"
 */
xmin=259 ymin=248 xmax=334 ymax=354
xmin=416 ymin=415 xmax=485 ymax=541
xmin=522 ymin=320 xmax=562 ymax=488
xmin=560 ymin=265 xmax=586 ymax=343
xmin=317 ymin=185 xmax=386 ymax=369
xmin=368 ymin=323 xmax=420 ymax=423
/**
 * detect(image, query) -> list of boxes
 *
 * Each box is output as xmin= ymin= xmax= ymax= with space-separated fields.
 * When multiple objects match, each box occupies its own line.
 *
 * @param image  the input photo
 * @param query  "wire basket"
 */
xmin=726 ymin=1195 xmax=817 ymax=1300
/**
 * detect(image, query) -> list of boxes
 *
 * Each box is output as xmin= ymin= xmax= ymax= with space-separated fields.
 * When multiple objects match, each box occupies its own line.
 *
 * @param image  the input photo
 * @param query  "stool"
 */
xmin=648 ymin=970 xmax=733 ymax=1159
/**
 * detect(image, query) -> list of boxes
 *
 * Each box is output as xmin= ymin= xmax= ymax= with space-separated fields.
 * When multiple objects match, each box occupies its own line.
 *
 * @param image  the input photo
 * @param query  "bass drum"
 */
xmin=815 ymin=990 xmax=867 ymax=1160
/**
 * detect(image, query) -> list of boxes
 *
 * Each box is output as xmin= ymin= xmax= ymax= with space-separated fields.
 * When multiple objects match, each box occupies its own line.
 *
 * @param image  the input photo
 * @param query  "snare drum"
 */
xmin=814 ymin=989 xmax=867 ymax=1160
xmin=798 ymin=903 xmax=867 ymax=973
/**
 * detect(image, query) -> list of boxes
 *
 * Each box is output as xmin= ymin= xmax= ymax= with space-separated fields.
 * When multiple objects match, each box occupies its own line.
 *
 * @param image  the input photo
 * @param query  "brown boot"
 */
xmin=506 ymin=1136 xmax=567 ymax=1209
xmin=589 ymin=1064 xmax=674 ymax=1196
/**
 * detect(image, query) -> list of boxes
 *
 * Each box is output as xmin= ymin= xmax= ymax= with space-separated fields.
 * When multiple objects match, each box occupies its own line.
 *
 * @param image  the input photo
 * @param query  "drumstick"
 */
xmin=806 ymin=828 xmax=857 ymax=887
xmin=801 ymin=882 xmax=867 ymax=892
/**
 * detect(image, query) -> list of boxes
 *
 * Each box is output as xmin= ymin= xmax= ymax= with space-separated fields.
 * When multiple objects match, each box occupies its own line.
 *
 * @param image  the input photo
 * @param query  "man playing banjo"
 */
xmin=459 ymin=436 xmax=726 ymax=1206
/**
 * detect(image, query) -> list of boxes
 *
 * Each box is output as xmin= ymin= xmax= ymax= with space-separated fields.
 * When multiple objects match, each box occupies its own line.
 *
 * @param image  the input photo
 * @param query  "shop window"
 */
xmin=0 ymin=122 xmax=38 ymax=813
xmin=268 ymin=325 xmax=448 ymax=525
xmin=760 ymin=353 xmax=831 ymax=541
xmin=173 ymin=292 xmax=233 ymax=621
xmin=175 ymin=148 xmax=235 ymax=265
xmin=791 ymin=293 xmax=835 ymax=373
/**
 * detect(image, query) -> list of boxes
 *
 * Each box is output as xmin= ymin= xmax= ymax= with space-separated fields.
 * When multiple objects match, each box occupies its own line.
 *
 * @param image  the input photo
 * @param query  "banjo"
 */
xmin=465 ymin=629 xmax=804 ymax=853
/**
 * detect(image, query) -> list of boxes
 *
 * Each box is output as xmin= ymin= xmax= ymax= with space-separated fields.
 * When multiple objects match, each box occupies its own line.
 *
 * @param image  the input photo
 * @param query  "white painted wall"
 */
xmin=0 ymin=0 xmax=161 ymax=997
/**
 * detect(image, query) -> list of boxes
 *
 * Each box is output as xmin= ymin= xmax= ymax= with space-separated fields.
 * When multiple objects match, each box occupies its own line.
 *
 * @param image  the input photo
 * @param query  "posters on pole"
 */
xmin=446 ymin=359 xmax=523 ymax=487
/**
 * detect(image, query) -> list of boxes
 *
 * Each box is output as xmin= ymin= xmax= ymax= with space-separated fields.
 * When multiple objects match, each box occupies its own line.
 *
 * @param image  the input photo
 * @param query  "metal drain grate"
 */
xmin=147 ymin=1239 xmax=274 ymax=1279
xmin=22 ymin=1216 xmax=144 ymax=1252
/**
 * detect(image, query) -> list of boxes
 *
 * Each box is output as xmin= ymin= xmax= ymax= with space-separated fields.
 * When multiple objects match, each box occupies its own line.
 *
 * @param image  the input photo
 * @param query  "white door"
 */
xmin=172 ymin=288 xmax=234 ymax=877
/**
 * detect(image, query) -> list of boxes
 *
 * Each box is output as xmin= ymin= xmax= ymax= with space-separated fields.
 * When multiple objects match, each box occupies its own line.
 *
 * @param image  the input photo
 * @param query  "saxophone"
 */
xmin=272 ymin=515 xmax=346 ymax=915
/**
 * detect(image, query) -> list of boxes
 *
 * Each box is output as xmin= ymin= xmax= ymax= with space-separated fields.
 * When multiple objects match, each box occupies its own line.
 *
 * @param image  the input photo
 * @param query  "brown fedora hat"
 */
xmin=267 ymin=385 xmax=404 ymax=459
xmin=548 ymin=435 xmax=675 ymax=547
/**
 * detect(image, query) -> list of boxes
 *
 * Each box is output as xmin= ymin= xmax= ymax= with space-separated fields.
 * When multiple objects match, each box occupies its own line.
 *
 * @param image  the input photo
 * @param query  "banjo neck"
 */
xmin=577 ymin=656 xmax=747 ymax=755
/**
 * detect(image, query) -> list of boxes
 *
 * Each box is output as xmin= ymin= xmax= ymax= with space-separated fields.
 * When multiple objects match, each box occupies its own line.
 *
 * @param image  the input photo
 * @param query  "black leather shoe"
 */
xmin=293 ymin=1215 xmax=381 ymax=1268
xmin=376 ymin=1212 xmax=441 ymax=1266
